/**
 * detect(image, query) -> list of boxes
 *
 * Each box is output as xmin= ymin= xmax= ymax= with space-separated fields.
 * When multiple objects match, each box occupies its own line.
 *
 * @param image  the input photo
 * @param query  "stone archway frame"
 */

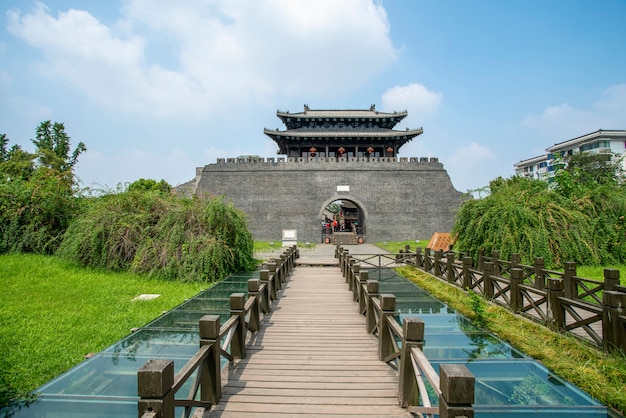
xmin=317 ymin=195 xmax=369 ymax=227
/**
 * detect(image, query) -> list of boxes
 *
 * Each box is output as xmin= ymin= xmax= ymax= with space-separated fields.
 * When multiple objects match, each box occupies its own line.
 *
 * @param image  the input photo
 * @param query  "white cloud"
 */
xmin=77 ymin=147 xmax=199 ymax=189
xmin=523 ymin=83 xmax=626 ymax=140
xmin=7 ymin=95 xmax=52 ymax=120
xmin=444 ymin=142 xmax=498 ymax=192
xmin=7 ymin=0 xmax=396 ymax=119
xmin=381 ymin=83 xmax=443 ymax=118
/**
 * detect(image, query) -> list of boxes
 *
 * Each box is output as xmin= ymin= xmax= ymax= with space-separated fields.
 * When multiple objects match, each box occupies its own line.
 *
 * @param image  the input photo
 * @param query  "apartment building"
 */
xmin=514 ymin=129 xmax=626 ymax=181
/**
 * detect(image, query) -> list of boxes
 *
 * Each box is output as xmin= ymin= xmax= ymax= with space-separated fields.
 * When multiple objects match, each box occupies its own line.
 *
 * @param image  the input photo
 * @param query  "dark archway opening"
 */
xmin=321 ymin=199 xmax=366 ymax=244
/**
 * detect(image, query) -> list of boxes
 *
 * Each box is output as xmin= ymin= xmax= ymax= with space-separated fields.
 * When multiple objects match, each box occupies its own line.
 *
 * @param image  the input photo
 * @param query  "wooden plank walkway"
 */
xmin=207 ymin=266 xmax=413 ymax=417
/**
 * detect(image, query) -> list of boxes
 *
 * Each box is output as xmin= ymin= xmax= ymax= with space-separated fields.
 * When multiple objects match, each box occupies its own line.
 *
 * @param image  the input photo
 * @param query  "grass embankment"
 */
xmin=0 ymin=254 xmax=207 ymax=395
xmin=375 ymin=240 xmax=429 ymax=253
xmin=396 ymin=266 xmax=626 ymax=415
xmin=577 ymin=265 xmax=626 ymax=284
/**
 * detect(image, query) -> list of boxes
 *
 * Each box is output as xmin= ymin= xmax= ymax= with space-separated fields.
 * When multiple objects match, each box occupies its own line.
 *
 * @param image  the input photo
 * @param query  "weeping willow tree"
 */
xmin=453 ymin=173 xmax=625 ymax=268
xmin=57 ymin=190 xmax=255 ymax=282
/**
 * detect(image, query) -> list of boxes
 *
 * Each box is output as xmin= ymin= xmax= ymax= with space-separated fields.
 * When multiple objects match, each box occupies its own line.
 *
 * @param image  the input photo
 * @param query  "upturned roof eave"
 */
xmin=276 ymin=109 xmax=409 ymax=121
xmin=263 ymin=128 xmax=423 ymax=138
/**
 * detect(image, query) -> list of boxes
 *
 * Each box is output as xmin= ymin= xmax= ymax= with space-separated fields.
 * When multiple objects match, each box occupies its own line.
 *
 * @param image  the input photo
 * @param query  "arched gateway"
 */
xmin=187 ymin=105 xmax=466 ymax=243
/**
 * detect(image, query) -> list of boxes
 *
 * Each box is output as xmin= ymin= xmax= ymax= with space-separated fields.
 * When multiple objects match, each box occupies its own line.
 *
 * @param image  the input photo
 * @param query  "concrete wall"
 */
xmin=192 ymin=156 xmax=467 ymax=243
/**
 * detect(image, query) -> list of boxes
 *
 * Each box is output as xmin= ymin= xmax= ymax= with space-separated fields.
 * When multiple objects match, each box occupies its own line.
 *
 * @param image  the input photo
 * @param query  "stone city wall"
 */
xmin=191 ymin=157 xmax=467 ymax=243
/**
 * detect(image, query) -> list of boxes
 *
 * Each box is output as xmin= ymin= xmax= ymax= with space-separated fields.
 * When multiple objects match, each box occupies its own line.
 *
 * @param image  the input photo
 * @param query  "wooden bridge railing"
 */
xmin=398 ymin=246 xmax=626 ymax=353
xmin=137 ymin=245 xmax=299 ymax=418
xmin=338 ymin=247 xmax=475 ymax=417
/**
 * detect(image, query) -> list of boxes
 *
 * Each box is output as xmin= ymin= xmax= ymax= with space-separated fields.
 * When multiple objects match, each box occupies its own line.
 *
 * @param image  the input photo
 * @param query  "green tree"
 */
xmin=128 ymin=178 xmax=172 ymax=194
xmin=0 ymin=122 xmax=85 ymax=254
xmin=32 ymin=120 xmax=86 ymax=172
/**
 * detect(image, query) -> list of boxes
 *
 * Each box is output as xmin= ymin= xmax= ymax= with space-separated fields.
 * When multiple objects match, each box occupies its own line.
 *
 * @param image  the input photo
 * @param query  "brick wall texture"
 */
xmin=191 ymin=156 xmax=467 ymax=243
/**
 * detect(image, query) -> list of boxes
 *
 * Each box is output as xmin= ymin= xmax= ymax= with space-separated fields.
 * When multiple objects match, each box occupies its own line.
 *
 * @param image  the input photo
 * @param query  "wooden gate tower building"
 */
xmin=188 ymin=105 xmax=465 ymax=243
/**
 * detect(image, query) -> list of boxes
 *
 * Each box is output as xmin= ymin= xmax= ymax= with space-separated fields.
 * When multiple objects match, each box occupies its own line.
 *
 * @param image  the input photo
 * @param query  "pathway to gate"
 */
xmin=208 ymin=263 xmax=412 ymax=417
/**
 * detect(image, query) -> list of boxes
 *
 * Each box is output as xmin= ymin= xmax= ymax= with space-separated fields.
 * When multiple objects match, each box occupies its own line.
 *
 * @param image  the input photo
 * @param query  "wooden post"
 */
xmin=602 ymin=291 xmax=626 ymax=353
xmin=510 ymin=253 xmax=520 ymax=269
xmin=563 ymin=262 xmax=577 ymax=299
xmin=378 ymin=294 xmax=396 ymax=361
xmin=446 ymin=253 xmax=456 ymax=284
xmin=366 ymin=280 xmax=379 ymax=333
xmin=462 ymin=257 xmax=473 ymax=289
xmin=271 ymin=258 xmax=282 ymax=289
xmin=416 ymin=247 xmax=423 ymax=268
xmin=260 ymin=269 xmax=276 ymax=302
xmin=230 ymin=293 xmax=246 ymax=359
xmin=547 ymin=278 xmax=565 ymax=330
xmin=247 ymin=279 xmax=260 ymax=332
xmin=424 ymin=248 xmax=432 ymax=272
xmin=534 ymin=257 xmax=545 ymax=290
xmin=483 ymin=261 xmax=494 ymax=299
xmin=604 ymin=269 xmax=620 ymax=291
xmin=398 ymin=317 xmax=424 ymax=408
xmin=352 ymin=264 xmax=361 ymax=301
xmin=492 ymin=250 xmax=501 ymax=277
xmin=434 ymin=250 xmax=442 ymax=277
xmin=509 ymin=268 xmax=524 ymax=312
xmin=259 ymin=269 xmax=271 ymax=313
xmin=280 ymin=254 xmax=288 ymax=281
xmin=439 ymin=364 xmax=474 ymax=418
xmin=138 ymin=359 xmax=175 ymax=418
xmin=267 ymin=261 xmax=279 ymax=288
xmin=358 ymin=270 xmax=368 ymax=314
xmin=346 ymin=256 xmax=355 ymax=288
xmin=199 ymin=315 xmax=222 ymax=405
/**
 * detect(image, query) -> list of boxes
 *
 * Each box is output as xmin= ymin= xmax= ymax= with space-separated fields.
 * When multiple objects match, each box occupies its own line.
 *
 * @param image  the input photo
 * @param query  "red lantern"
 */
xmin=338 ymin=147 xmax=345 ymax=155
xmin=309 ymin=147 xmax=317 ymax=157
xmin=386 ymin=147 xmax=394 ymax=154
xmin=367 ymin=147 xmax=374 ymax=154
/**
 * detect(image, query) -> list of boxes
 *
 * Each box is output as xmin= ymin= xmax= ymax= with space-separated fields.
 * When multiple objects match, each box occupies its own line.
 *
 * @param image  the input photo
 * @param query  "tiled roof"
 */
xmin=276 ymin=106 xmax=408 ymax=120
xmin=263 ymin=128 xmax=423 ymax=138
xmin=427 ymin=232 xmax=455 ymax=252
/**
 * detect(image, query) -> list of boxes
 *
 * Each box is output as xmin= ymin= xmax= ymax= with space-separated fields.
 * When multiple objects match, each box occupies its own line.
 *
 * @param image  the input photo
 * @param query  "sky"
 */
xmin=1 ymin=0 xmax=625 ymax=193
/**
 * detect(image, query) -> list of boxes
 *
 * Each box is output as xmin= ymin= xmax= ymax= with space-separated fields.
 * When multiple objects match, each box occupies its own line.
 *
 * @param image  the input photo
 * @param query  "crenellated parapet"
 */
xmin=206 ymin=156 xmax=441 ymax=169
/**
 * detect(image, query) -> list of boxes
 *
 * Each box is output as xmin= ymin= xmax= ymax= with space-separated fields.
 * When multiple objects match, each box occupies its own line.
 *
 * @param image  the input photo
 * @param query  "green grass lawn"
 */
xmin=374 ymin=240 xmax=429 ymax=253
xmin=0 ymin=254 xmax=207 ymax=395
xmin=577 ymin=265 xmax=626 ymax=284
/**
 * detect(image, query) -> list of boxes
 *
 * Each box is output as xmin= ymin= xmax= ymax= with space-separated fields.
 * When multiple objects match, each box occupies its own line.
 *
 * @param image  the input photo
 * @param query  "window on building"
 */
xmin=580 ymin=141 xmax=608 ymax=152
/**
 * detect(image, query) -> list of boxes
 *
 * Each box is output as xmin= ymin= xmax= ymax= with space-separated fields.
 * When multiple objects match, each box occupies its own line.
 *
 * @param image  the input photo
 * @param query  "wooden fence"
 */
xmin=395 ymin=246 xmax=626 ymax=353
xmin=137 ymin=246 xmax=297 ymax=418
xmin=337 ymin=247 xmax=475 ymax=417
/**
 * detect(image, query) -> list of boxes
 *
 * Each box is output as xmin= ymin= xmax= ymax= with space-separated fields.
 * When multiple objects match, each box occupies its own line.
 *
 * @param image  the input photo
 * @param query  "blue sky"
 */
xmin=1 ymin=0 xmax=625 ymax=193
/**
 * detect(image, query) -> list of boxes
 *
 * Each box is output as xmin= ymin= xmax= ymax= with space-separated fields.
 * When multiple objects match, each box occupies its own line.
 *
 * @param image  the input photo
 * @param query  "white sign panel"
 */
xmin=337 ymin=185 xmax=350 ymax=192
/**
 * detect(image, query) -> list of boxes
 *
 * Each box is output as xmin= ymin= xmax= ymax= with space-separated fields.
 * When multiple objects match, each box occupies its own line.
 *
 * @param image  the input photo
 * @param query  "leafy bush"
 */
xmin=453 ymin=175 xmax=625 ymax=267
xmin=0 ymin=123 xmax=85 ymax=255
xmin=57 ymin=191 xmax=255 ymax=282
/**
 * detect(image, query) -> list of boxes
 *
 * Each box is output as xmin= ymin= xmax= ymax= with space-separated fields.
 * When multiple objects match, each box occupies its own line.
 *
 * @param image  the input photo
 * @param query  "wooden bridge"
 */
xmin=137 ymin=246 xmax=474 ymax=418
xmin=210 ymin=265 xmax=409 ymax=417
